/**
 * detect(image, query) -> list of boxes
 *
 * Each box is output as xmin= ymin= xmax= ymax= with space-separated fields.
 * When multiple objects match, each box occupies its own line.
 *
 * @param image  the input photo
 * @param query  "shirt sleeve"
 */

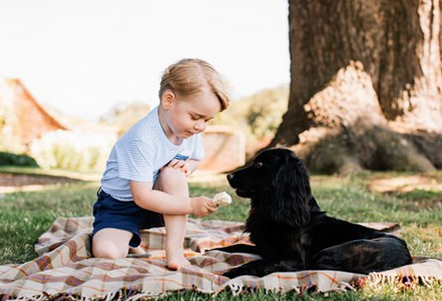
xmin=116 ymin=139 xmax=154 ymax=182
xmin=190 ymin=133 xmax=205 ymax=161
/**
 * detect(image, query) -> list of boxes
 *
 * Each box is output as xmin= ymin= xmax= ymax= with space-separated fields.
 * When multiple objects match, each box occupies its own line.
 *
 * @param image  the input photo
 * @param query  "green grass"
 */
xmin=0 ymin=165 xmax=101 ymax=181
xmin=154 ymin=284 xmax=442 ymax=301
xmin=1 ymin=169 xmax=442 ymax=300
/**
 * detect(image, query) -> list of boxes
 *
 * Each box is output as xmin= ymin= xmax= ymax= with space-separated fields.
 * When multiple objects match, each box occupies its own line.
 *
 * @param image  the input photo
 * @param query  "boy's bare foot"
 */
xmin=166 ymin=248 xmax=191 ymax=270
xmin=167 ymin=256 xmax=191 ymax=270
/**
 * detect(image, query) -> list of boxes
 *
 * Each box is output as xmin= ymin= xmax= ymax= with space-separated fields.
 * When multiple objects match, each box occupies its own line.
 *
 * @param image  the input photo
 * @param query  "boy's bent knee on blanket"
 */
xmin=92 ymin=229 xmax=132 ymax=259
xmin=93 ymin=243 xmax=127 ymax=259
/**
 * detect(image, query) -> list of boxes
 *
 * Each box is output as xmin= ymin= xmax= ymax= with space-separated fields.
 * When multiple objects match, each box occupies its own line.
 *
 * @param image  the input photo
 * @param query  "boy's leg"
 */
xmin=92 ymin=228 xmax=133 ymax=259
xmin=154 ymin=167 xmax=190 ymax=270
xmin=130 ymin=246 xmax=146 ymax=255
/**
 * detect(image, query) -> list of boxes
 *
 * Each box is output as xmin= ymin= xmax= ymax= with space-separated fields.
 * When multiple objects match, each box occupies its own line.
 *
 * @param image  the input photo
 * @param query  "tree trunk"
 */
xmin=270 ymin=0 xmax=442 ymax=174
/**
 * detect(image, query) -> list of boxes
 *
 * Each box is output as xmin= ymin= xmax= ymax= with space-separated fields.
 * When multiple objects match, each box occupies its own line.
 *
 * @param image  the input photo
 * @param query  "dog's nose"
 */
xmin=227 ymin=173 xmax=234 ymax=181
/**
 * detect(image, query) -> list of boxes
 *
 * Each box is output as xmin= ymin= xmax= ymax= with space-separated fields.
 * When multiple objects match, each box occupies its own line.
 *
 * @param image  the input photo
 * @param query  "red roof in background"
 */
xmin=1 ymin=78 xmax=69 ymax=146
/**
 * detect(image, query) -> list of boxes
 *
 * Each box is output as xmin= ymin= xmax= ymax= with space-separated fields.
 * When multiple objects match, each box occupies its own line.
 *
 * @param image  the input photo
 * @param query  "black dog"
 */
xmin=219 ymin=148 xmax=412 ymax=278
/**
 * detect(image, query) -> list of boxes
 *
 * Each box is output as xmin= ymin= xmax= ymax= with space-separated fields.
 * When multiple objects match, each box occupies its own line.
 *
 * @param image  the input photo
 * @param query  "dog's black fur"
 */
xmin=218 ymin=148 xmax=412 ymax=278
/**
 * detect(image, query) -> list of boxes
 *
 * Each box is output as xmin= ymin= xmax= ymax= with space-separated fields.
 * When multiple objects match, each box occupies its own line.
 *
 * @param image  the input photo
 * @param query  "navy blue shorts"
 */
xmin=91 ymin=188 xmax=164 ymax=247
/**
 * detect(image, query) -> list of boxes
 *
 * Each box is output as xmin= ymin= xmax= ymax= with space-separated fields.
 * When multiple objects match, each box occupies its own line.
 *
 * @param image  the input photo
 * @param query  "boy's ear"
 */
xmin=161 ymin=90 xmax=175 ymax=110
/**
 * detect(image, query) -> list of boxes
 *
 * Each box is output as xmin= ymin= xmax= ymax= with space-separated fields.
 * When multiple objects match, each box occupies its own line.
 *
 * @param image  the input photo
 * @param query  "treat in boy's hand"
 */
xmin=213 ymin=191 xmax=232 ymax=207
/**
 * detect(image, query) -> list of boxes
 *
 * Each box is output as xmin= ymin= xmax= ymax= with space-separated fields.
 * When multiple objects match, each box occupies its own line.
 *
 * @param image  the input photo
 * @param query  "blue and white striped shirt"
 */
xmin=100 ymin=106 xmax=204 ymax=201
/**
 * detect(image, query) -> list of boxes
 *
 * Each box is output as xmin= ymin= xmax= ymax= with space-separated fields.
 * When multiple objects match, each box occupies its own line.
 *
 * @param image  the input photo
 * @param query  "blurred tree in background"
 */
xmin=212 ymin=85 xmax=288 ymax=156
xmin=269 ymin=0 xmax=442 ymax=174
xmin=99 ymin=102 xmax=151 ymax=137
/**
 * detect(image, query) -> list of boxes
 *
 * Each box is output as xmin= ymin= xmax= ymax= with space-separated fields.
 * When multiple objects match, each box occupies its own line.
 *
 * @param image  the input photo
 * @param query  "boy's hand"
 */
xmin=190 ymin=196 xmax=218 ymax=216
xmin=166 ymin=159 xmax=190 ymax=176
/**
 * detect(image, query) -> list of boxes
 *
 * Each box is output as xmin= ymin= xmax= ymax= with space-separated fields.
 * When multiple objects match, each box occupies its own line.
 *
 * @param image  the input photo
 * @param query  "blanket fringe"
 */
xmin=104 ymin=291 xmax=117 ymax=301
xmin=337 ymin=281 xmax=356 ymax=292
xmin=0 ymin=292 xmax=82 ymax=301
xmin=0 ymin=289 xmax=151 ymax=301
xmin=1 ymin=274 xmax=441 ymax=301
xmin=367 ymin=273 xmax=441 ymax=288
xmin=125 ymin=291 xmax=160 ymax=301
xmin=225 ymin=283 xmax=244 ymax=296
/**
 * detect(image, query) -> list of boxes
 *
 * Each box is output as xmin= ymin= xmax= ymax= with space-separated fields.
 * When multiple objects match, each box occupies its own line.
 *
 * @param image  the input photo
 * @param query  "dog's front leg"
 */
xmin=213 ymin=244 xmax=259 ymax=255
xmin=223 ymin=258 xmax=301 ymax=278
xmin=223 ymin=259 xmax=271 ymax=278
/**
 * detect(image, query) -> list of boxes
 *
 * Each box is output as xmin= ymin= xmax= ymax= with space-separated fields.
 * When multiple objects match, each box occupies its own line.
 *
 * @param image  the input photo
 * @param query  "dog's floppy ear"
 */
xmin=268 ymin=153 xmax=312 ymax=227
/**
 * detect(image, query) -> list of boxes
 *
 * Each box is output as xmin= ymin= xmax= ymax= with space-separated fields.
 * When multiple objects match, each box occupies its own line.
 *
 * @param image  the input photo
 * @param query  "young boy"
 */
xmin=91 ymin=58 xmax=230 ymax=270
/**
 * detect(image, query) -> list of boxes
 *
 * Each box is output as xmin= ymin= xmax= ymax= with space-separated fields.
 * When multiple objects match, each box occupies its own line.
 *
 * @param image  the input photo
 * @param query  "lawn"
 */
xmin=0 ymin=168 xmax=441 ymax=300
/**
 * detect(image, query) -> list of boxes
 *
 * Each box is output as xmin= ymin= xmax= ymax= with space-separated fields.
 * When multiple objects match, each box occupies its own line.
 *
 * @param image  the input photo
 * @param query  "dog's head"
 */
xmin=227 ymin=148 xmax=312 ymax=226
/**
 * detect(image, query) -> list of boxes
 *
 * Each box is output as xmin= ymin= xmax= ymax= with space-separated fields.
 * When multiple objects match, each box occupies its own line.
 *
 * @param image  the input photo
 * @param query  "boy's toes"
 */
xmin=167 ymin=260 xmax=179 ymax=271
xmin=167 ymin=258 xmax=191 ymax=270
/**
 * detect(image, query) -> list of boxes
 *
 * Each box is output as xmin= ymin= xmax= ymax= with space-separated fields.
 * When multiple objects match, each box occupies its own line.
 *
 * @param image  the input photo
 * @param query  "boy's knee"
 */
xmin=92 ymin=240 xmax=128 ymax=259
xmin=155 ymin=167 xmax=188 ymax=194
xmin=158 ymin=167 xmax=187 ymax=185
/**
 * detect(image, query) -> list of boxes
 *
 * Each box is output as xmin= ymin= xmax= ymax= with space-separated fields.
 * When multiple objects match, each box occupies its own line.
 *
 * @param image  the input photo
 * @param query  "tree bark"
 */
xmin=270 ymin=0 xmax=442 ymax=173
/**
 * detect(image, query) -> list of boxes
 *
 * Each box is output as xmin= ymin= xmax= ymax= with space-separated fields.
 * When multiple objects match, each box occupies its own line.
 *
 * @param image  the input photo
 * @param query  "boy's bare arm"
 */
xmin=186 ymin=159 xmax=200 ymax=174
xmin=130 ymin=181 xmax=216 ymax=216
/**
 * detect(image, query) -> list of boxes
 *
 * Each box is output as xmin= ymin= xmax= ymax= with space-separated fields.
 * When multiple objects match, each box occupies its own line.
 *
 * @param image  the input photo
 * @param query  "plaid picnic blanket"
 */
xmin=1 ymin=217 xmax=441 ymax=300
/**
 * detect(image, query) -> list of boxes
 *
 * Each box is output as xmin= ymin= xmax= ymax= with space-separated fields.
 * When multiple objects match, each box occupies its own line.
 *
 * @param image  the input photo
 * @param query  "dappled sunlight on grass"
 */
xmin=369 ymin=175 xmax=442 ymax=193
xmin=0 ymin=165 xmax=102 ymax=181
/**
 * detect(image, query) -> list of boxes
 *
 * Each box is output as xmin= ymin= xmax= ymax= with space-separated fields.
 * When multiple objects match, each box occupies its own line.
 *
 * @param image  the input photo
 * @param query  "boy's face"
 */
xmin=161 ymin=88 xmax=221 ymax=141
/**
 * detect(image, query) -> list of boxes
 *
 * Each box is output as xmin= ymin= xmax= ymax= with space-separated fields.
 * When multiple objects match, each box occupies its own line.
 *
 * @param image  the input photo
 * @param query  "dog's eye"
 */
xmin=254 ymin=161 xmax=263 ymax=168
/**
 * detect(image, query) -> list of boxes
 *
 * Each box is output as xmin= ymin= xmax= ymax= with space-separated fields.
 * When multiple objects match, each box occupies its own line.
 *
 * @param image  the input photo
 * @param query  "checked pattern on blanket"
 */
xmin=0 ymin=217 xmax=442 ymax=300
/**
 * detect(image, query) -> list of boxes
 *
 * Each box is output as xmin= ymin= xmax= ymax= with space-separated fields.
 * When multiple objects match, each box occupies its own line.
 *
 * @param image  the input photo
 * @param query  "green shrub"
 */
xmin=0 ymin=152 xmax=39 ymax=167
xmin=212 ymin=85 xmax=289 ymax=145
xmin=30 ymin=130 xmax=116 ymax=171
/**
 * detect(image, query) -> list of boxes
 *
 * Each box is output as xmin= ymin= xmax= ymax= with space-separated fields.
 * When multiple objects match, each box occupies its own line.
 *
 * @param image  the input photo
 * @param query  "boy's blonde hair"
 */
xmin=159 ymin=58 xmax=230 ymax=111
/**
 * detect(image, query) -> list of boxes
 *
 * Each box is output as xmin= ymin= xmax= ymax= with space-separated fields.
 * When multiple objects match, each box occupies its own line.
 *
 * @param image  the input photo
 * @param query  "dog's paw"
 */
xmin=222 ymin=268 xmax=243 ymax=279
xmin=222 ymin=270 xmax=238 ymax=279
